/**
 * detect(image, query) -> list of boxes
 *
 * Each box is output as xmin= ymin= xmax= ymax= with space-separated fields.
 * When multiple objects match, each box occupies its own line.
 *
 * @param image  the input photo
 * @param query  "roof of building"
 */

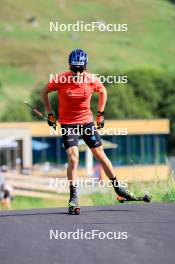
xmin=0 ymin=119 xmax=170 ymax=137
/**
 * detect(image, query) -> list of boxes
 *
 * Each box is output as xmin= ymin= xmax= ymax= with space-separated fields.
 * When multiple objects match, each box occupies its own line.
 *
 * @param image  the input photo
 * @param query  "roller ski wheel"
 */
xmin=68 ymin=206 xmax=80 ymax=215
xmin=117 ymin=194 xmax=151 ymax=203
xmin=68 ymin=202 xmax=80 ymax=215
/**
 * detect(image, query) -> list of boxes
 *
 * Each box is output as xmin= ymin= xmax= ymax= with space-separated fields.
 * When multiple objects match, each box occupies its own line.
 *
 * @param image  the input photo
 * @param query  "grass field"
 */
xmin=92 ymin=176 xmax=175 ymax=206
xmin=8 ymin=176 xmax=175 ymax=210
xmin=11 ymin=194 xmax=93 ymax=210
xmin=0 ymin=0 xmax=175 ymax=120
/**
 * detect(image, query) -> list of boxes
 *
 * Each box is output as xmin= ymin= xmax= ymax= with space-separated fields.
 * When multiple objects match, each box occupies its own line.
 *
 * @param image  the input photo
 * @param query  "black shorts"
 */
xmin=61 ymin=122 xmax=102 ymax=150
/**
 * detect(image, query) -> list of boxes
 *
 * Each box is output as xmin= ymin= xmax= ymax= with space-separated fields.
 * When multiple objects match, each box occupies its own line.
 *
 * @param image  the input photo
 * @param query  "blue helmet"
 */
xmin=68 ymin=49 xmax=88 ymax=66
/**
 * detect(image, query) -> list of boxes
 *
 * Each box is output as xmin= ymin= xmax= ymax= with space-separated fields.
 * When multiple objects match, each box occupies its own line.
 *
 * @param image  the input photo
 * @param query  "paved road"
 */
xmin=0 ymin=203 xmax=175 ymax=264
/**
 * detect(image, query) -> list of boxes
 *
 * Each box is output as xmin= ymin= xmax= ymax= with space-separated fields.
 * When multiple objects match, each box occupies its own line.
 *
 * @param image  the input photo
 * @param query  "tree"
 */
xmin=1 ymin=100 xmax=32 ymax=121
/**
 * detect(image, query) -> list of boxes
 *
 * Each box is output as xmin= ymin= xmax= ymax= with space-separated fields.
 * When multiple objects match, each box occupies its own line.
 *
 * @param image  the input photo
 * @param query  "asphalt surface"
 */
xmin=0 ymin=203 xmax=175 ymax=264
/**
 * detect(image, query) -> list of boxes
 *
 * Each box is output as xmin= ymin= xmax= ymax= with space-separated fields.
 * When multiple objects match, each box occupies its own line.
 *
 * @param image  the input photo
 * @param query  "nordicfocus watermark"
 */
xmin=50 ymin=229 xmax=128 ymax=240
xmin=50 ymin=21 xmax=128 ymax=32
xmin=50 ymin=126 xmax=128 ymax=136
xmin=49 ymin=73 xmax=128 ymax=84
xmin=49 ymin=178 xmax=127 ymax=189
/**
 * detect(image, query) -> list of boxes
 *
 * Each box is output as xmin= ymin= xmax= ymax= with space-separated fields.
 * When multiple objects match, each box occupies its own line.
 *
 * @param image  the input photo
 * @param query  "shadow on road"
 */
xmin=0 ymin=210 xmax=68 ymax=218
xmin=0 ymin=208 xmax=133 ymax=218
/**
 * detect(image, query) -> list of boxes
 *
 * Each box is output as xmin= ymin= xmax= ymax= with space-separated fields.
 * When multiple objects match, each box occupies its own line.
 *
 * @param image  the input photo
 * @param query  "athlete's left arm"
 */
xmin=95 ymin=85 xmax=107 ymax=129
xmin=93 ymin=78 xmax=107 ymax=128
xmin=97 ymin=85 xmax=107 ymax=112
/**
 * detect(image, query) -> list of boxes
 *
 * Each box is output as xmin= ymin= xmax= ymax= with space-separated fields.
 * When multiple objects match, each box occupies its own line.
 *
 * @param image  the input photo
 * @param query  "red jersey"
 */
xmin=47 ymin=71 xmax=104 ymax=124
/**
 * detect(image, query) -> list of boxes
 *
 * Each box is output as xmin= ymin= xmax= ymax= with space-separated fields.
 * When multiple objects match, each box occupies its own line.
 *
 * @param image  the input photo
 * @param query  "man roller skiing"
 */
xmin=41 ymin=49 xmax=141 ymax=214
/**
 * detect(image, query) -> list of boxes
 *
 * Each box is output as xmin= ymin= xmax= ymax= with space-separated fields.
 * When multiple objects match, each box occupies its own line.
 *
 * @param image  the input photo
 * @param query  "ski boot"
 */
xmin=116 ymin=187 xmax=137 ymax=202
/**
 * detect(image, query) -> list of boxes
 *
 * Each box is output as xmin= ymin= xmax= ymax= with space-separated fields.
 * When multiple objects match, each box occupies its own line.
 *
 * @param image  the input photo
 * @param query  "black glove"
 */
xmin=47 ymin=113 xmax=57 ymax=129
xmin=96 ymin=111 xmax=105 ymax=129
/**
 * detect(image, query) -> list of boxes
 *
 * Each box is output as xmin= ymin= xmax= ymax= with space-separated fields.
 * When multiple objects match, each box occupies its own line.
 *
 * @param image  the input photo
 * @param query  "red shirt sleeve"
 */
xmin=47 ymin=74 xmax=60 ymax=91
xmin=93 ymin=78 xmax=105 ymax=93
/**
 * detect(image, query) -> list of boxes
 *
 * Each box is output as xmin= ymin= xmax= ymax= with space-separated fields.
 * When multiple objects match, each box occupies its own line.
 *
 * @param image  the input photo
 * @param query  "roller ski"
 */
xmin=111 ymin=178 xmax=151 ymax=204
xmin=68 ymin=185 xmax=80 ymax=215
xmin=117 ymin=193 xmax=151 ymax=203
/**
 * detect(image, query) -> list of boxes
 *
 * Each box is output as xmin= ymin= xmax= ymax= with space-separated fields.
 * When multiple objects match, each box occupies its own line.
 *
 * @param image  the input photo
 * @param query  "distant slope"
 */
xmin=0 ymin=0 xmax=175 ymax=118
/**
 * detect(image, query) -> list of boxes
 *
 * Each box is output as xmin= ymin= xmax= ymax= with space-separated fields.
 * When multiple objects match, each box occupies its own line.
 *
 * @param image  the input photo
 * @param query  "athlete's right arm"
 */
xmin=41 ymin=85 xmax=57 ymax=128
xmin=41 ymin=85 xmax=55 ymax=114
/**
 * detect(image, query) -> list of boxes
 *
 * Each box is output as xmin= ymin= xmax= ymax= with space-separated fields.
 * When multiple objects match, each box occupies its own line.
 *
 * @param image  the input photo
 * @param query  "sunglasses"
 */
xmin=70 ymin=65 xmax=85 ymax=73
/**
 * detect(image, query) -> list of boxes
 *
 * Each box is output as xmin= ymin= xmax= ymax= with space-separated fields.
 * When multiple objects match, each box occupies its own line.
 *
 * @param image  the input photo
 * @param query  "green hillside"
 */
xmin=0 ymin=0 xmax=175 ymax=119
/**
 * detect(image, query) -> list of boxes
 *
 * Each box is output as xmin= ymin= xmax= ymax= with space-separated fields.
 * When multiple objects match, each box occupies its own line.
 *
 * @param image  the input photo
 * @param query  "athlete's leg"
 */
xmin=61 ymin=124 xmax=79 ymax=184
xmin=1 ymin=189 xmax=11 ymax=210
xmin=81 ymin=122 xmax=136 ymax=200
xmin=1 ymin=198 xmax=11 ymax=210
xmin=66 ymin=146 xmax=79 ymax=185
xmin=81 ymin=123 xmax=115 ymax=179
xmin=91 ymin=146 xmax=136 ymax=199
xmin=91 ymin=145 xmax=115 ymax=180
xmin=61 ymin=124 xmax=80 ymax=210
xmin=66 ymin=146 xmax=79 ymax=212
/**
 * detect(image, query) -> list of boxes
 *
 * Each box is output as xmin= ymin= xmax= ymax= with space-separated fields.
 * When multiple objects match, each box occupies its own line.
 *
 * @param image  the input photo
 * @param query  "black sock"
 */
xmin=110 ymin=177 xmax=119 ymax=188
xmin=69 ymin=185 xmax=77 ymax=199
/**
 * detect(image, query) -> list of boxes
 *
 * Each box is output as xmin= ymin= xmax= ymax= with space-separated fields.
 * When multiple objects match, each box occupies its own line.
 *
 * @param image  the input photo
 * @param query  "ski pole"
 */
xmin=24 ymin=101 xmax=57 ymax=130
